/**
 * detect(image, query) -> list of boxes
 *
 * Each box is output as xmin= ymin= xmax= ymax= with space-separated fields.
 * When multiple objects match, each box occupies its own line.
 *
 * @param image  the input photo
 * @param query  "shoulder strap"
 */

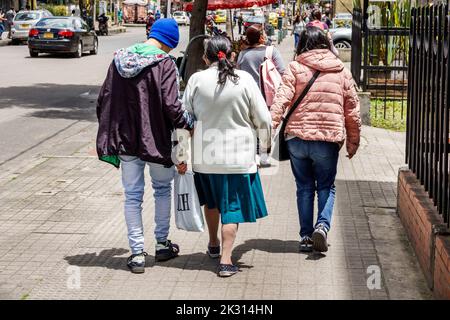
xmin=265 ymin=46 xmax=273 ymax=60
xmin=282 ymin=70 xmax=320 ymax=124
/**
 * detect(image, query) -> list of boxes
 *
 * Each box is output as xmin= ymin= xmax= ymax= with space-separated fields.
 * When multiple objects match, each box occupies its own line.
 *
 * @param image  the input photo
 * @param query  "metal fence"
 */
xmin=406 ymin=3 xmax=450 ymax=228
xmin=351 ymin=2 xmax=409 ymax=122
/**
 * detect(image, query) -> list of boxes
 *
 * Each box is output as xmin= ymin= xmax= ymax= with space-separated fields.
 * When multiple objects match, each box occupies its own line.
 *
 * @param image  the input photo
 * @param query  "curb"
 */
xmin=0 ymin=40 xmax=11 ymax=47
xmin=123 ymin=23 xmax=145 ymax=28
xmin=107 ymin=27 xmax=127 ymax=34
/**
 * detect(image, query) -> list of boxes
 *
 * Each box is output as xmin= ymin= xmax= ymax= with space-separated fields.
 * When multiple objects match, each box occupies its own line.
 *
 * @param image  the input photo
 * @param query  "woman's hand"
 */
xmin=176 ymin=162 xmax=188 ymax=175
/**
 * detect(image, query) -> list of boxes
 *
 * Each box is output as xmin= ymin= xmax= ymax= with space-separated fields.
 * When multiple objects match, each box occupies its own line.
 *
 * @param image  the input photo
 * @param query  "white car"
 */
xmin=172 ymin=11 xmax=189 ymax=25
xmin=11 ymin=10 xmax=53 ymax=43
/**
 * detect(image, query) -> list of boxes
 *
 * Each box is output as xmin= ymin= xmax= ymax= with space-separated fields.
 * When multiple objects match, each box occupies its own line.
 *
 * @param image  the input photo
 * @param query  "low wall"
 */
xmin=397 ymin=168 xmax=450 ymax=299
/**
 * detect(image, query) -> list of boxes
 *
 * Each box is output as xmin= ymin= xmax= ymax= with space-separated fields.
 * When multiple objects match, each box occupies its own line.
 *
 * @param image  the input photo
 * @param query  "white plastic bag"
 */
xmin=174 ymin=171 xmax=204 ymax=232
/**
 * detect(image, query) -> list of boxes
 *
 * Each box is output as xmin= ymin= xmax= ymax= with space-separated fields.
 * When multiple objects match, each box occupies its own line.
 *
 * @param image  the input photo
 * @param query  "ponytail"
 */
xmin=205 ymin=36 xmax=240 ymax=86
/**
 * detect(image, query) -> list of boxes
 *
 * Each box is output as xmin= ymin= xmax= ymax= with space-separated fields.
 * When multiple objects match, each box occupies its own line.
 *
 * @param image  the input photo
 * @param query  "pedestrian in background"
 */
xmin=118 ymin=8 xmax=123 ymax=25
xmin=145 ymin=11 xmax=155 ymax=38
xmin=237 ymin=13 xmax=243 ymax=35
xmin=0 ymin=9 xmax=6 ymax=39
xmin=237 ymin=24 xmax=285 ymax=167
xmin=5 ymin=7 xmax=15 ymax=39
xmin=271 ymin=27 xmax=361 ymax=253
xmin=183 ymin=36 xmax=271 ymax=277
xmin=96 ymin=19 xmax=194 ymax=274
xmin=292 ymin=14 xmax=306 ymax=50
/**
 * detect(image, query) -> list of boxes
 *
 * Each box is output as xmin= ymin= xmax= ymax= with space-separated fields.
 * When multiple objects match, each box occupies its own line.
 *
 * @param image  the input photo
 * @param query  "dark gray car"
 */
xmin=28 ymin=16 xmax=98 ymax=58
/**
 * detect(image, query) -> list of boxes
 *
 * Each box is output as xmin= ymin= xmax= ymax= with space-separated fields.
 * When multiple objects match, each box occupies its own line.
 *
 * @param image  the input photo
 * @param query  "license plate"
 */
xmin=43 ymin=32 xmax=53 ymax=39
xmin=20 ymin=24 xmax=30 ymax=28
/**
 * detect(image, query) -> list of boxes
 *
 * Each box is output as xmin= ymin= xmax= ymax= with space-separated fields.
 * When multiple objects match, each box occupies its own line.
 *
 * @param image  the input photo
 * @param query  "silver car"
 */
xmin=11 ymin=10 xmax=53 ymax=43
xmin=330 ymin=26 xmax=352 ymax=49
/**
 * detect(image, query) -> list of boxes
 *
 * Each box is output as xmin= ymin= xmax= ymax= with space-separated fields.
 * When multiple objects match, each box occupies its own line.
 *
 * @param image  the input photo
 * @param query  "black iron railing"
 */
xmin=406 ymin=3 xmax=450 ymax=228
xmin=351 ymin=2 xmax=409 ymax=123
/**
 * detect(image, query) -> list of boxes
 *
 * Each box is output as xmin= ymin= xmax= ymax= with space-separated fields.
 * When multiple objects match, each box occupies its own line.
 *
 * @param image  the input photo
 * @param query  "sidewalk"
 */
xmin=0 ymin=35 xmax=432 ymax=300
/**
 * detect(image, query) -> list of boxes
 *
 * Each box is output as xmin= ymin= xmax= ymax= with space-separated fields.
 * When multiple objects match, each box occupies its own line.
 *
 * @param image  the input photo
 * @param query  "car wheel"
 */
xmin=90 ymin=39 xmax=98 ymax=55
xmin=334 ymin=40 xmax=351 ymax=49
xmin=74 ymin=41 xmax=83 ymax=58
xmin=29 ymin=49 xmax=39 ymax=57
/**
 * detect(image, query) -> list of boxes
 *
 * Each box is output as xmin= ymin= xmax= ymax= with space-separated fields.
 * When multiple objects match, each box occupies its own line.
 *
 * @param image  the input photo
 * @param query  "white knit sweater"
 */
xmin=182 ymin=66 xmax=272 ymax=174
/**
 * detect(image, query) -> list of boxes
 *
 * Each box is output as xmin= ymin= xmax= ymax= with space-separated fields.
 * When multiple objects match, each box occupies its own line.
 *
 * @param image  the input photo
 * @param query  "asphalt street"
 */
xmin=0 ymin=26 xmax=189 ymax=167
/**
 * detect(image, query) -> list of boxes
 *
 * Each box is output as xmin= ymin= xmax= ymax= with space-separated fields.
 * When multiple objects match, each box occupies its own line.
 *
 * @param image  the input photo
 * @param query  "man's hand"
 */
xmin=176 ymin=162 xmax=187 ymax=174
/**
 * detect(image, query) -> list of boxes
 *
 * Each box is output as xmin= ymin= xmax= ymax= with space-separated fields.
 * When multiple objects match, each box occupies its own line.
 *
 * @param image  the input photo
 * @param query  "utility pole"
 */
xmin=166 ymin=0 xmax=172 ymax=18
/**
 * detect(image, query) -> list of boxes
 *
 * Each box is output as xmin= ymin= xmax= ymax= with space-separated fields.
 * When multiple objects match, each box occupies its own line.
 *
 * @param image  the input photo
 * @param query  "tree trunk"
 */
xmin=185 ymin=0 xmax=208 ymax=83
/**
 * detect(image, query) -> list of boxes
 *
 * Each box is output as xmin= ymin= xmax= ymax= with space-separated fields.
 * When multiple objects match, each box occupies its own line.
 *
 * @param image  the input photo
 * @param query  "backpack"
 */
xmin=259 ymin=46 xmax=282 ymax=108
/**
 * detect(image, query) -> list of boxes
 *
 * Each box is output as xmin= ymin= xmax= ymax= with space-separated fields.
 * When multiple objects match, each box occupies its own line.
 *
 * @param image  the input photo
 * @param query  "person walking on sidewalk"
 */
xmin=5 ymin=7 xmax=15 ymax=39
xmin=96 ymin=19 xmax=194 ymax=273
xmin=270 ymin=27 xmax=361 ymax=253
xmin=292 ymin=14 xmax=306 ymax=50
xmin=183 ymin=36 xmax=272 ymax=277
xmin=237 ymin=24 xmax=285 ymax=168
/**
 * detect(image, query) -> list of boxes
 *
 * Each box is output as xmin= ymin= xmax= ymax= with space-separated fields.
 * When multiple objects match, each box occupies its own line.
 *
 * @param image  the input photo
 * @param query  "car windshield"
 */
xmin=173 ymin=12 xmax=183 ymax=16
xmin=36 ymin=18 xmax=71 ymax=28
xmin=14 ymin=12 xmax=39 ymax=21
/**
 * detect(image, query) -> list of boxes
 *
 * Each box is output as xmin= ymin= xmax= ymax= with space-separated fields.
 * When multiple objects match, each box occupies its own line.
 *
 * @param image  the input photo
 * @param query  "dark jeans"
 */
xmin=287 ymin=138 xmax=339 ymax=238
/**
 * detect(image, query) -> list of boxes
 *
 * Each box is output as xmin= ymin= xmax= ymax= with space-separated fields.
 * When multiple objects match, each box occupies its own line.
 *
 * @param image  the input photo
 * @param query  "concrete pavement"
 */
xmin=0 ymin=30 xmax=432 ymax=300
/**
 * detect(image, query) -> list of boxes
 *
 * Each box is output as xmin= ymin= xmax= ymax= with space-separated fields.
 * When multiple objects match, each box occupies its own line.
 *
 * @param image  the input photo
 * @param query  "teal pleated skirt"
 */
xmin=193 ymin=172 xmax=268 ymax=224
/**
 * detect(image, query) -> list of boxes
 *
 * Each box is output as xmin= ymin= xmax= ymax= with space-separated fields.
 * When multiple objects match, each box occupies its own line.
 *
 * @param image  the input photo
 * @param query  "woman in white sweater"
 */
xmin=183 ymin=36 xmax=272 ymax=277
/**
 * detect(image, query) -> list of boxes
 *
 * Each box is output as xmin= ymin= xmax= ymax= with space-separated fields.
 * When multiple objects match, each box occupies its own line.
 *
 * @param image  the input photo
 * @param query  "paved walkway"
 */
xmin=0 ymin=35 xmax=432 ymax=300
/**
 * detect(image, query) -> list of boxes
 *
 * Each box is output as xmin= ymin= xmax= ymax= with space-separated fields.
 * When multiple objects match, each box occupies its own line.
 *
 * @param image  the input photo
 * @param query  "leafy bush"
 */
xmin=46 ymin=5 xmax=68 ymax=17
xmin=370 ymin=99 xmax=407 ymax=131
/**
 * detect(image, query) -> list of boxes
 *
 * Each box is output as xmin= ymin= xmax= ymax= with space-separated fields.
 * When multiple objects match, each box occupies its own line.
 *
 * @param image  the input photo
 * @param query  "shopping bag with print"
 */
xmin=174 ymin=171 xmax=204 ymax=232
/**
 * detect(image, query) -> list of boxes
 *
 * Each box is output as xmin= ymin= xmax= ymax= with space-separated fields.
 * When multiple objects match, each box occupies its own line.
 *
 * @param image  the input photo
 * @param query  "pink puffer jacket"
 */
xmin=271 ymin=49 xmax=361 ymax=156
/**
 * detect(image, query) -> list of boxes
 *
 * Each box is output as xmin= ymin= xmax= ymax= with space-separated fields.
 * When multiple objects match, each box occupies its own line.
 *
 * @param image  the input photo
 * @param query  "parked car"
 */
xmin=28 ymin=17 xmax=98 ymax=58
xmin=214 ymin=10 xmax=226 ymax=24
xmin=329 ymin=26 xmax=352 ymax=48
xmin=173 ymin=11 xmax=189 ymax=25
xmin=11 ymin=10 xmax=53 ymax=44
xmin=333 ymin=13 xmax=352 ymax=29
xmin=243 ymin=15 xmax=265 ymax=33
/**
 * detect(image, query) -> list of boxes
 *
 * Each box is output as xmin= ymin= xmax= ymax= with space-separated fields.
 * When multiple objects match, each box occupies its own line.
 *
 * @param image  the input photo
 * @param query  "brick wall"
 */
xmin=397 ymin=168 xmax=450 ymax=299
xmin=434 ymin=236 xmax=450 ymax=299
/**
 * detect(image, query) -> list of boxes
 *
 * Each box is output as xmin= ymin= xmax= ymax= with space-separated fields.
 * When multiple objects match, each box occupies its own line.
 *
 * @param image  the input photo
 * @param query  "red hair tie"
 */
xmin=217 ymin=51 xmax=226 ymax=60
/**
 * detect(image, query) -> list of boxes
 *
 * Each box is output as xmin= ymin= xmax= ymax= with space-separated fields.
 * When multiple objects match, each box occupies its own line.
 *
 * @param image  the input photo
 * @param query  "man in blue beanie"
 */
xmin=96 ymin=18 xmax=193 ymax=274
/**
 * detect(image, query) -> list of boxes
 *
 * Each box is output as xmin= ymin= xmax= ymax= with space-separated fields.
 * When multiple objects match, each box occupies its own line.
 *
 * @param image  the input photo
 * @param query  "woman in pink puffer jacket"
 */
xmin=271 ymin=26 xmax=361 ymax=253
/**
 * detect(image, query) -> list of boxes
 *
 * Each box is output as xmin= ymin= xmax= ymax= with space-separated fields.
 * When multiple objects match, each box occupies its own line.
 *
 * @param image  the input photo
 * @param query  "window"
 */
xmin=73 ymin=18 xmax=83 ymax=30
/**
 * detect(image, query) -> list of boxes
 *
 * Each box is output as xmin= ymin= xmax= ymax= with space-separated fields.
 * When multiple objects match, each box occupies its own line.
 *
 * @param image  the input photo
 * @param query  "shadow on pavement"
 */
xmin=0 ymin=83 xmax=100 ymax=121
xmin=63 ymin=239 xmax=324 ymax=274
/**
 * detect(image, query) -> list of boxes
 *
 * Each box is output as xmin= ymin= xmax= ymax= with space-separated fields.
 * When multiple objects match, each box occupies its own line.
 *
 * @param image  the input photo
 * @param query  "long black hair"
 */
xmin=296 ymin=26 xmax=331 ymax=55
xmin=204 ymin=36 xmax=239 ymax=86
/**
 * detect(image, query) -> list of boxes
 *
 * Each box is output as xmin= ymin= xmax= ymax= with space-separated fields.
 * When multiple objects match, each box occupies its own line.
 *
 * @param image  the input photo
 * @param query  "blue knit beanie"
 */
xmin=148 ymin=18 xmax=179 ymax=49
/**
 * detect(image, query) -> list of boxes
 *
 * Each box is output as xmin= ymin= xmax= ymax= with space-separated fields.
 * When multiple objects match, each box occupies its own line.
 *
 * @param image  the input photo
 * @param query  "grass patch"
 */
xmin=370 ymin=99 xmax=407 ymax=131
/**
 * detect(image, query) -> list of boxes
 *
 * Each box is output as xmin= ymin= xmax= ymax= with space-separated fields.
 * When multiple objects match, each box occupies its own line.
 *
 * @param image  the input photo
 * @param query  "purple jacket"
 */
xmin=96 ymin=46 xmax=193 ymax=168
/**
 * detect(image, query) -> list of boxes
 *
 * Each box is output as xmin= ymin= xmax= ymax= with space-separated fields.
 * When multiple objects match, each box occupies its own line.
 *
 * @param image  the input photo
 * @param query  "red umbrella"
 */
xmin=184 ymin=0 xmax=278 ymax=11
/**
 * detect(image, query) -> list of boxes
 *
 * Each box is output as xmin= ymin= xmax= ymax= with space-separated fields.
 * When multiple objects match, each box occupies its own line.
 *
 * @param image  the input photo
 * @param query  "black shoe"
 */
xmin=218 ymin=264 xmax=239 ymax=277
xmin=299 ymin=236 xmax=313 ymax=252
xmin=207 ymin=244 xmax=221 ymax=259
xmin=127 ymin=252 xmax=147 ymax=273
xmin=312 ymin=223 xmax=329 ymax=252
xmin=155 ymin=240 xmax=180 ymax=262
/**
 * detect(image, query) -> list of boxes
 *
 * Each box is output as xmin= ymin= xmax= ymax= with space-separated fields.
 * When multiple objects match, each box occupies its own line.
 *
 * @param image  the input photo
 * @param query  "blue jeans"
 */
xmin=287 ymin=138 xmax=339 ymax=238
xmin=120 ymin=155 xmax=175 ymax=254
xmin=294 ymin=33 xmax=300 ymax=50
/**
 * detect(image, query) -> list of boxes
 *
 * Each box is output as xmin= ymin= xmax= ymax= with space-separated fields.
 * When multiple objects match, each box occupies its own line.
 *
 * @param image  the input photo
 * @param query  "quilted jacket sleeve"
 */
xmin=343 ymin=69 xmax=361 ymax=156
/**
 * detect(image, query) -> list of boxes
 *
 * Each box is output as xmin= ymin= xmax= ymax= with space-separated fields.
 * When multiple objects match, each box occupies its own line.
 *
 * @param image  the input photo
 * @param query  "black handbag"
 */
xmin=271 ymin=70 xmax=321 ymax=161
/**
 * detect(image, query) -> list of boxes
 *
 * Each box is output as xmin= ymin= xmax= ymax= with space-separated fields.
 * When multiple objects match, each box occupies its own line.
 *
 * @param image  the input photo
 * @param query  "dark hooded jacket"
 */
xmin=96 ymin=43 xmax=193 ymax=168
